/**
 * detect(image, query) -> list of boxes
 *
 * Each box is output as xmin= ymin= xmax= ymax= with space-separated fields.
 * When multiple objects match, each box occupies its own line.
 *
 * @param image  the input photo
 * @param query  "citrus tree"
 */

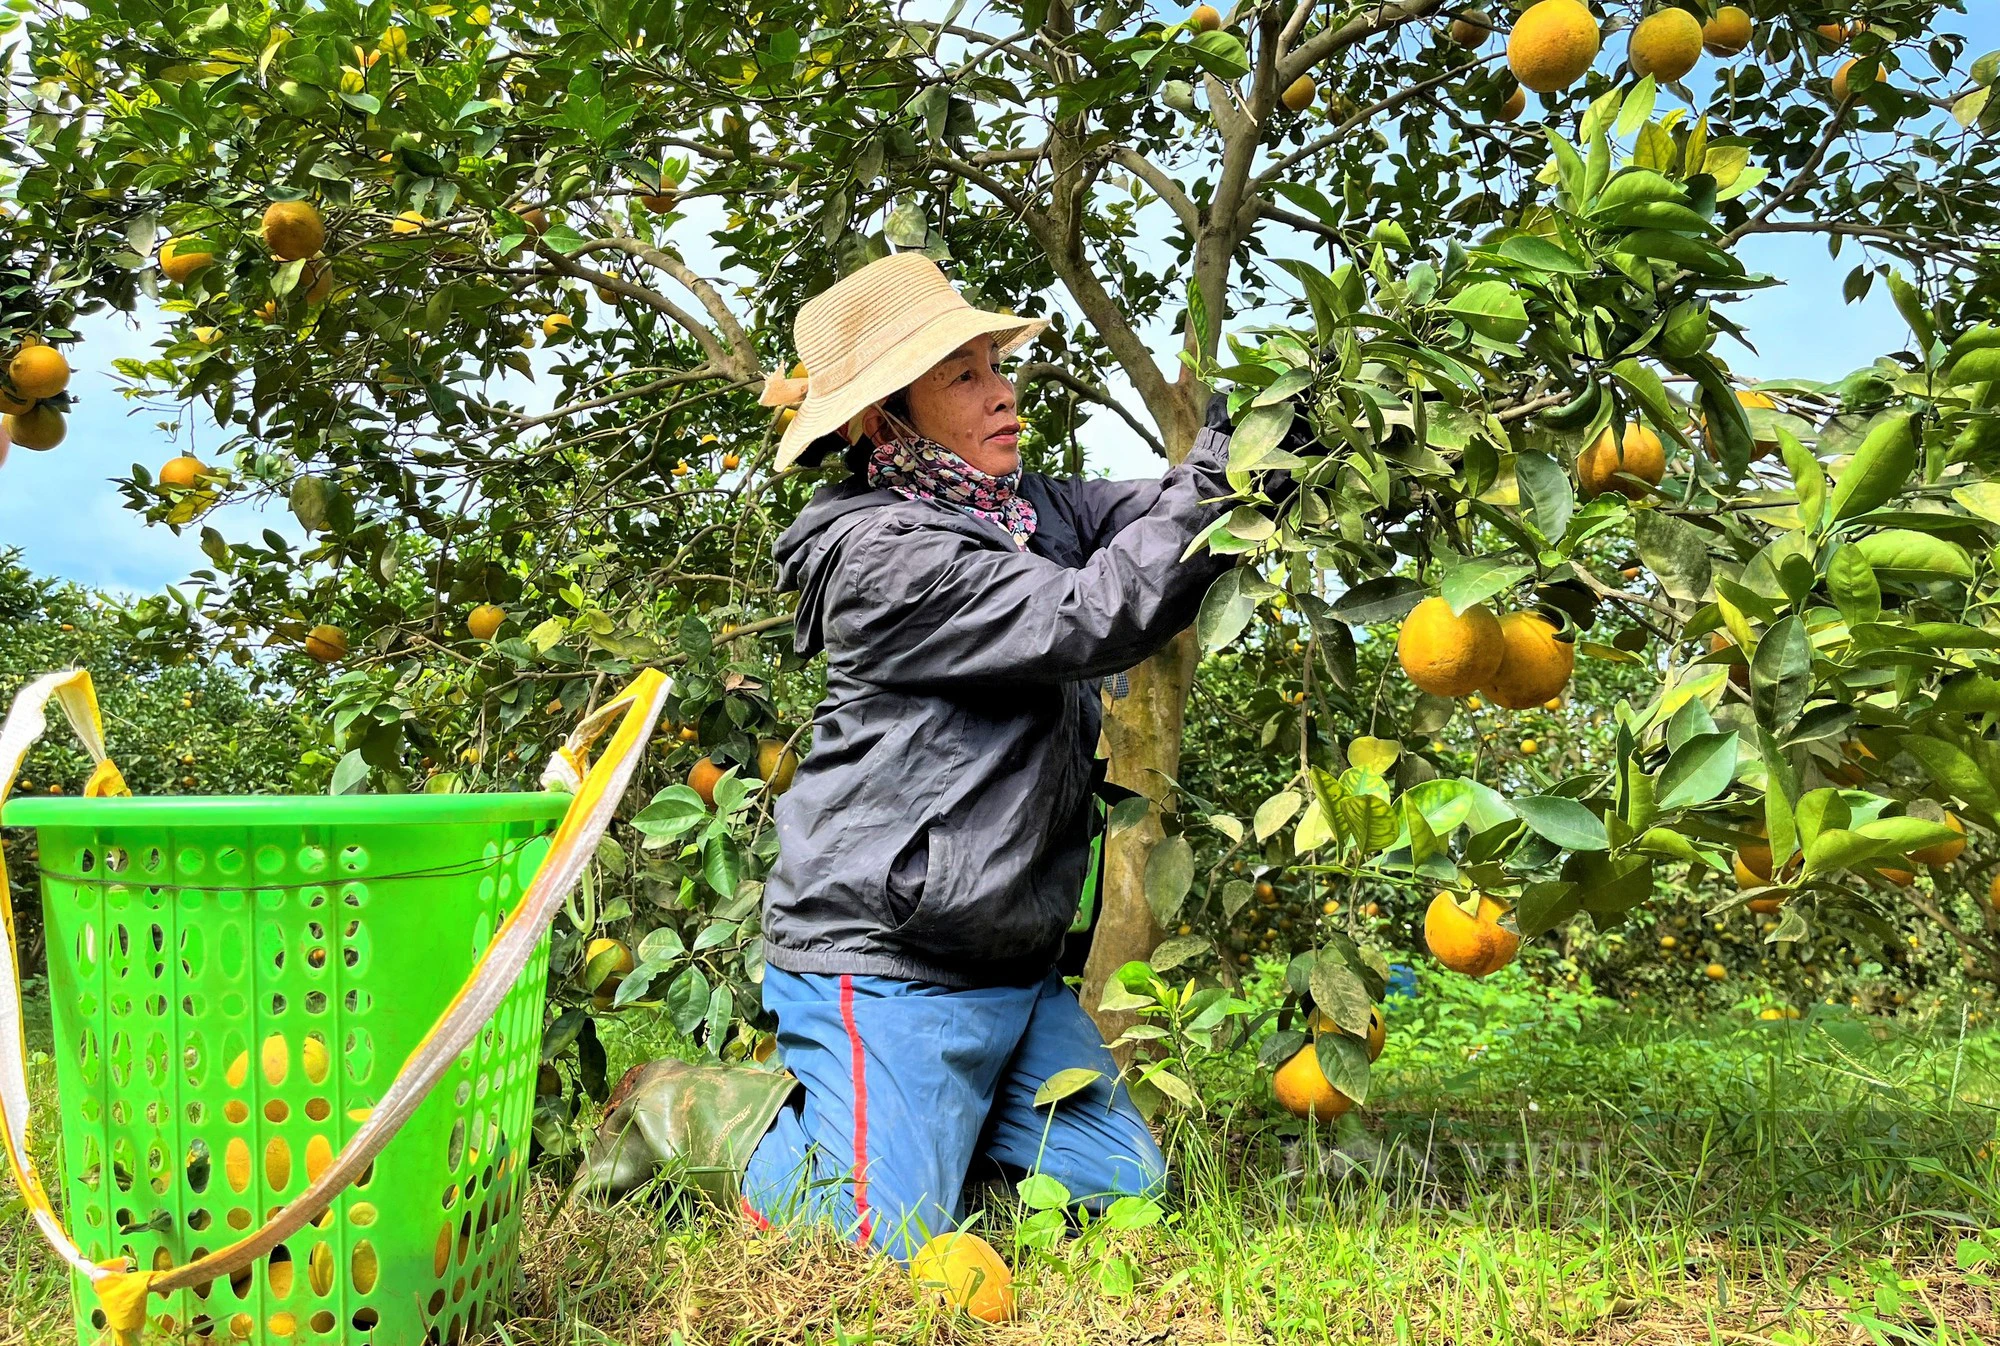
xmin=2 ymin=0 xmax=1999 ymax=1122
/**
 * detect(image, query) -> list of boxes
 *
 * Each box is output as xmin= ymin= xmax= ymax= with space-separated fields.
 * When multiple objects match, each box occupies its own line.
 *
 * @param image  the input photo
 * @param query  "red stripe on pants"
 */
xmin=839 ymin=974 xmax=873 ymax=1243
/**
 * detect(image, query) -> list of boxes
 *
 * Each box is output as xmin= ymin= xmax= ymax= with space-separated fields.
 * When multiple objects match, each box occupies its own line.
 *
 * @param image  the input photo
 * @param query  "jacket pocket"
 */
xmin=889 ymin=825 xmax=1070 ymax=966
xmin=883 ymin=828 xmax=931 ymax=929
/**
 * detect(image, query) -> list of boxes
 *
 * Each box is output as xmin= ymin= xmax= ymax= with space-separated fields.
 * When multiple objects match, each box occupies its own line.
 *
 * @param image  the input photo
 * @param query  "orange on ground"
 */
xmin=159 ymin=455 xmax=207 ymax=489
xmin=911 ymin=1232 xmax=1015 ymax=1322
xmin=1703 ymin=6 xmax=1752 ymax=55
xmin=1192 ymin=4 xmax=1223 ymax=33
xmin=467 ymin=603 xmax=507 ymax=640
xmin=1397 ymin=597 xmax=1505 ymax=698
xmin=262 ymin=199 xmax=326 ymax=261
xmin=1280 ymin=75 xmax=1316 ymax=111
xmin=1481 ymin=611 xmax=1574 ymax=709
xmin=1273 ymin=1043 xmax=1354 ymax=1120
xmin=1497 ymin=84 xmax=1527 ymax=120
xmin=688 ymin=757 xmax=726 ymax=807
xmin=583 ymin=937 xmax=634 ymax=992
xmin=1577 ymin=422 xmax=1666 ymax=499
xmin=757 ymin=738 xmax=799 ymax=795
xmin=7 ymin=405 xmax=65 ymax=451
xmin=1424 ymin=891 xmax=1520 ymax=977
xmin=10 ymin=344 xmax=70 ymax=400
xmin=1450 ymin=9 xmax=1494 ymax=47
xmin=304 ymin=624 xmax=348 ymax=663
xmin=1507 ymin=0 xmax=1600 ymax=93
xmin=1911 ymin=813 xmax=1965 ymax=867
xmin=1627 ymin=7 xmax=1702 ymax=81
xmin=158 ymin=237 xmax=215 ymax=284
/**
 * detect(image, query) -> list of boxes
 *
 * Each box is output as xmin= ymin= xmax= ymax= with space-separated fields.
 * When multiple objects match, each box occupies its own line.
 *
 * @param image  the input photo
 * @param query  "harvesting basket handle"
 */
xmin=0 ymin=666 xmax=672 ymax=1344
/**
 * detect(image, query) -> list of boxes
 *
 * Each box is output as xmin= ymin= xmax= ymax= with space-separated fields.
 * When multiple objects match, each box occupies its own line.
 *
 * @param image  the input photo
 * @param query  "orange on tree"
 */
xmin=1519 ymin=737 xmax=1539 ymax=754
xmin=1576 ymin=422 xmax=1666 ymax=499
xmin=542 ymin=313 xmax=573 ymax=338
xmin=1747 ymin=895 xmax=1784 ymax=914
xmin=910 ymin=1232 xmax=1015 ymax=1322
xmin=301 ymin=260 xmax=335 ymax=306
xmin=1702 ymin=5 xmax=1752 ymax=56
xmin=688 ymin=756 xmax=726 ymax=807
xmin=0 ymin=384 xmax=30 ymax=415
xmin=1424 ymin=891 xmax=1520 ymax=977
xmin=637 ymin=188 xmax=678 ymax=211
xmin=1910 ymin=813 xmax=1965 ymax=867
xmin=10 ymin=343 xmax=70 ymax=400
xmin=519 ymin=206 xmax=549 ymax=236
xmin=1272 ymin=1042 xmax=1354 ymax=1120
xmin=467 ymin=603 xmax=507 ymax=640
xmin=756 ymin=737 xmax=799 ymax=795
xmin=1280 ymin=74 xmax=1316 ymax=112
xmin=1831 ymin=57 xmax=1871 ymax=102
xmin=1449 ymin=8 xmax=1494 ymax=47
xmin=1312 ymin=1006 xmax=1384 ymax=1061
xmin=1816 ymin=21 xmax=1848 ymax=47
xmin=391 ymin=209 xmax=426 ymax=234
xmin=1255 ymin=879 xmax=1277 ymax=903
xmin=1627 ymin=7 xmax=1703 ymax=82
xmin=262 ymin=199 xmax=326 ymax=260
xmin=1709 ymin=631 xmax=1751 ymax=689
xmin=1989 ymin=872 xmax=2000 ymax=913
xmin=1480 ymin=611 xmax=1574 ymax=709
xmin=1397 ymin=596 xmax=1504 ymax=697
xmin=581 ymin=936 xmax=635 ymax=993
xmin=1191 ymin=4 xmax=1223 ymax=33
xmin=1507 ymin=0 xmax=1600 ymax=93
xmin=1873 ymin=865 xmax=1916 ymax=888
xmin=158 ymin=236 xmax=215 ymax=284
xmin=722 ymin=452 xmax=741 ymax=469
xmin=1705 ymin=961 xmax=1727 ymax=980
xmin=304 ymin=624 xmax=348 ymax=663
xmin=159 ymin=455 xmax=207 ymax=489
xmin=7 ymin=405 xmax=65 ymax=451
xmin=1497 ymin=84 xmax=1527 ymax=121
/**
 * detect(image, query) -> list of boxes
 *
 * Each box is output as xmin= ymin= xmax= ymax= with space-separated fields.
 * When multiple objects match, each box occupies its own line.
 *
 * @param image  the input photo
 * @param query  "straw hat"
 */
xmin=758 ymin=252 xmax=1049 ymax=470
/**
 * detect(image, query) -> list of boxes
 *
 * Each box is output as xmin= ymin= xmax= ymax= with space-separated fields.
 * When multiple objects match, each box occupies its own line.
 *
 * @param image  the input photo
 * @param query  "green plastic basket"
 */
xmin=0 ymin=791 xmax=572 ymax=1346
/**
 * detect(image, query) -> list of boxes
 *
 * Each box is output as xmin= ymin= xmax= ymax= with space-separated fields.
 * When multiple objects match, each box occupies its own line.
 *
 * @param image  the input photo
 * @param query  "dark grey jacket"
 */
xmin=759 ymin=423 xmax=1238 ymax=988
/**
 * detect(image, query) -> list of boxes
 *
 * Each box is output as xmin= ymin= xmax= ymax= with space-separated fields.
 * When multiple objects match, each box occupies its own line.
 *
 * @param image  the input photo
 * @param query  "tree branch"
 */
xmin=1016 ymin=360 xmax=1167 ymax=457
xmin=1279 ymin=0 xmax=1448 ymax=86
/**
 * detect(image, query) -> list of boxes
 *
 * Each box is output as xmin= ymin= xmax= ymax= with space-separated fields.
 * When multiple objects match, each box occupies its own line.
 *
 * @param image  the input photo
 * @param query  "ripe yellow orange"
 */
xmin=722 ymin=452 xmax=741 ymax=469
xmin=1874 ymin=865 xmax=1915 ymax=888
xmin=391 ymin=209 xmax=426 ymax=234
xmin=1397 ymin=597 xmax=1505 ymax=698
xmin=910 ymin=1232 xmax=1015 ymax=1322
xmin=1816 ymin=21 xmax=1848 ymax=47
xmin=1627 ymin=7 xmax=1703 ymax=82
xmin=1705 ymin=962 xmax=1727 ymax=980
xmin=1497 ymin=84 xmax=1527 ymax=120
xmin=377 ymin=24 xmax=409 ymax=59
xmin=1450 ymin=9 xmax=1494 ymax=47
xmin=1481 ymin=611 xmax=1574 ymax=710
xmin=467 ymin=603 xmax=507 ymax=640
xmin=1702 ymin=5 xmax=1752 ymax=55
xmin=1747 ymin=895 xmax=1784 ymax=915
xmin=301 ymin=260 xmax=335 ymax=306
xmin=637 ymin=188 xmax=678 ymax=211
xmin=1660 ymin=934 xmax=1678 ymax=950
xmin=688 ymin=756 xmax=726 ymax=807
xmin=0 ymin=384 xmax=30 ymax=415
xmin=304 ymin=624 xmax=348 ymax=664
xmin=9 ymin=344 xmax=69 ymax=400
xmin=1280 ymin=74 xmax=1316 ymax=112
xmin=1832 ymin=58 xmax=1872 ymax=102
xmin=1910 ymin=813 xmax=1965 ymax=867
xmin=262 ymin=199 xmax=326 ymax=261
xmin=159 ymin=455 xmax=207 ymax=489
xmin=671 ymin=459 xmax=691 ymax=477
xmin=1272 ymin=1043 xmax=1354 ymax=1119
xmin=519 ymin=207 xmax=549 ymax=236
xmin=1192 ymin=4 xmax=1222 ymax=32
xmin=542 ymin=313 xmax=573 ymax=338
xmin=582 ymin=936 xmax=635 ymax=992
xmin=1519 ymin=737 xmax=1539 ymax=754
xmin=7 ymin=405 xmax=65 ymax=451
xmin=1508 ymin=0 xmax=1600 ymax=93
xmin=1576 ymin=422 xmax=1666 ymax=499
xmin=158 ymin=237 xmax=215 ymax=284
xmin=1424 ymin=891 xmax=1520 ymax=977
xmin=757 ymin=738 xmax=799 ymax=795
xmin=1364 ymin=1005 xmax=1385 ymax=1062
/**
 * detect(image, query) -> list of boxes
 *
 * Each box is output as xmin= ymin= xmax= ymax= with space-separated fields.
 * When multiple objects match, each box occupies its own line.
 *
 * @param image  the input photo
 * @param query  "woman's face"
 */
xmin=863 ymin=335 xmax=1022 ymax=476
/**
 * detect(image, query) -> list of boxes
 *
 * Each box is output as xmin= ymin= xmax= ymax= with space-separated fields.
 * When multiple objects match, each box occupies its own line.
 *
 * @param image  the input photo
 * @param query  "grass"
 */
xmin=3 ymin=967 xmax=1997 ymax=1345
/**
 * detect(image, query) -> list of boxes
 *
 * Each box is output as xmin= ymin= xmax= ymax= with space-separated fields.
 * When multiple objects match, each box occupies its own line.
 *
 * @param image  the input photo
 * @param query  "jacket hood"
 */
xmin=774 ymin=478 xmax=903 ymax=659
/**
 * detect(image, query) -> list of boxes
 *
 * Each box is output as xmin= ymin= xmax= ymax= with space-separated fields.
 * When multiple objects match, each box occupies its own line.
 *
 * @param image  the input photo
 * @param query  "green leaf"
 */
xmin=1016 ymin=1172 xmax=1071 ymax=1210
xmin=1443 ymin=280 xmax=1529 ymax=344
xmin=1826 ymin=545 xmax=1881 ymax=626
xmin=1314 ymin=1031 xmax=1371 ymax=1107
xmin=1143 ymin=834 xmax=1196 ymax=927
xmin=1196 ymin=567 xmax=1257 ymax=652
xmin=1884 ymin=271 xmax=1936 ymax=353
xmin=1803 ymin=827 xmax=1883 ymax=876
xmin=1777 ymin=428 xmax=1827 ymax=532
xmin=1226 ymin=402 xmax=1295 ymax=475
xmin=1855 ymin=816 xmax=1962 ymax=858
xmin=1658 ymin=731 xmax=1739 ymax=809
xmin=1750 ymin=615 xmax=1812 ymax=732
xmin=1308 ymin=955 xmax=1373 ymax=1038
xmin=1952 ymin=482 xmax=2000 ymax=525
xmin=1438 ymin=557 xmax=1533 ymax=615
xmin=1631 ymin=508 xmax=1712 ymax=601
xmin=1347 ymin=736 xmax=1401 ymax=774
xmin=1614 ymin=78 xmax=1658 ymax=139
xmin=1187 ymin=29 xmax=1252 ymax=78
xmin=1254 ymin=790 xmax=1304 ymax=843
xmin=1033 ymin=1067 xmax=1105 ymax=1108
xmin=1329 ymin=576 xmax=1424 ymax=623
xmin=1901 ymin=735 xmax=2000 ymax=823
xmin=1515 ymin=450 xmax=1574 ymax=541
xmin=1852 ymin=530 xmax=1973 ymax=582
xmin=1148 ymin=935 xmax=1209 ymax=973
xmin=1828 ymin=413 xmax=1916 ymax=522
xmin=1515 ymin=796 xmax=1610 ymax=852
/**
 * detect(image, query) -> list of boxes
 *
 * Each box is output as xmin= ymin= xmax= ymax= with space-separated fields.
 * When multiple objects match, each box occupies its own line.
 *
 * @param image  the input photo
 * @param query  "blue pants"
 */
xmin=740 ymin=966 xmax=1167 ymax=1261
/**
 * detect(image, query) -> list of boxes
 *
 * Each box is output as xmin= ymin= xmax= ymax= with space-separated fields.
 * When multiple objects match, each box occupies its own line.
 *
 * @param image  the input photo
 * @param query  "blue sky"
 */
xmin=4 ymin=5 xmax=1994 ymax=596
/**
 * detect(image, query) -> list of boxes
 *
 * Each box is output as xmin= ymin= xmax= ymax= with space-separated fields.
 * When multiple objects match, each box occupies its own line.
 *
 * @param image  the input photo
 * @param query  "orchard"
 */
xmin=2 ymin=0 xmax=1999 ymax=1337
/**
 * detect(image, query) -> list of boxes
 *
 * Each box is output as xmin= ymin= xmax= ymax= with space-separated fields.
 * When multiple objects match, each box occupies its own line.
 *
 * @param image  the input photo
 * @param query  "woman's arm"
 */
xmin=823 ymin=425 xmax=1235 ymax=688
xmin=1038 ymin=394 xmax=1240 ymax=554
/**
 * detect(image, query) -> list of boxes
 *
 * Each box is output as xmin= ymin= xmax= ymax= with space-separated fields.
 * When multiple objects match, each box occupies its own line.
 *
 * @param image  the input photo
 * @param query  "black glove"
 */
xmin=1204 ymin=390 xmax=1233 ymax=433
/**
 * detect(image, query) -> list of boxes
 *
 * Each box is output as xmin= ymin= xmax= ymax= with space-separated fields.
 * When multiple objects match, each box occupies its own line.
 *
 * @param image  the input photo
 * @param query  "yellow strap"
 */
xmin=0 ymin=666 xmax=672 ymax=1339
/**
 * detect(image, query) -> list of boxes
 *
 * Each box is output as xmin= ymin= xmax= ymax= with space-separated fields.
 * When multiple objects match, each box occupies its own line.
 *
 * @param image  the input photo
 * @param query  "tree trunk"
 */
xmin=1082 ymin=626 xmax=1202 ymax=1052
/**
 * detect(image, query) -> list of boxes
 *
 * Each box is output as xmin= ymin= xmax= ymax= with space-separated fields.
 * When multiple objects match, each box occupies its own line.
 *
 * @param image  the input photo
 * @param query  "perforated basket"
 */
xmin=0 ymin=792 xmax=571 ymax=1346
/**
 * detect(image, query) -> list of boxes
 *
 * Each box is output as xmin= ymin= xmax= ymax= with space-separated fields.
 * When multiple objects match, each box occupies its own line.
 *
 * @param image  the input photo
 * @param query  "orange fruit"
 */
xmin=1424 ymin=892 xmax=1520 ymax=977
xmin=1480 ymin=611 xmax=1574 ymax=709
xmin=1988 ymin=873 xmax=2000 ymax=913
xmin=1280 ymin=75 xmax=1316 ymax=111
xmin=304 ymin=624 xmax=348 ymax=663
xmin=1627 ymin=7 xmax=1702 ymax=81
xmin=1576 ymin=423 xmax=1666 ymax=499
xmin=158 ymin=237 xmax=216 ymax=284
xmin=159 ymin=455 xmax=207 ymax=489
xmin=10 ymin=344 xmax=70 ymax=400
xmin=1873 ymin=865 xmax=1915 ymax=888
xmin=1398 ymin=597 xmax=1505 ymax=697
xmin=910 ymin=1232 xmax=1015 ymax=1322
xmin=1747 ymin=895 xmax=1784 ymax=914
xmin=262 ymin=199 xmax=326 ymax=260
xmin=1273 ymin=1043 xmax=1354 ymax=1119
xmin=7 ymin=405 xmax=65 ymax=451
xmin=300 ymin=260 xmax=335 ymax=306
xmin=1450 ymin=9 xmax=1494 ymax=47
xmin=391 ymin=210 xmax=426 ymax=234
xmin=1910 ymin=813 xmax=1965 ymax=867
xmin=467 ymin=603 xmax=507 ymax=640
xmin=1831 ymin=57 xmax=1873 ymax=102
xmin=687 ymin=757 xmax=725 ymax=807
xmin=1192 ymin=4 xmax=1222 ymax=32
xmin=1497 ymin=84 xmax=1527 ymax=120
xmin=520 ymin=207 xmax=549 ymax=236
xmin=1705 ymin=962 xmax=1727 ymax=980
xmin=722 ymin=452 xmax=741 ymax=469
xmin=1508 ymin=0 xmax=1600 ymax=93
xmin=582 ymin=937 xmax=634 ymax=993
xmin=1816 ymin=21 xmax=1848 ymax=47
xmin=1709 ymin=631 xmax=1751 ymax=690
xmin=1702 ymin=5 xmax=1752 ymax=55
xmin=756 ymin=738 xmax=799 ymax=795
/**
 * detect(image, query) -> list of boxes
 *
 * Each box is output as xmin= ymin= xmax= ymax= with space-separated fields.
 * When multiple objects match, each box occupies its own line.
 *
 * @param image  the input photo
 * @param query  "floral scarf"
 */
xmin=866 ymin=434 xmax=1039 ymax=551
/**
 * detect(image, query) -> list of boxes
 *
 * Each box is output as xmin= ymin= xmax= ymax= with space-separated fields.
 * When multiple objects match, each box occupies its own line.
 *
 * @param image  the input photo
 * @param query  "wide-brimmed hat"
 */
xmin=758 ymin=252 xmax=1049 ymax=470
